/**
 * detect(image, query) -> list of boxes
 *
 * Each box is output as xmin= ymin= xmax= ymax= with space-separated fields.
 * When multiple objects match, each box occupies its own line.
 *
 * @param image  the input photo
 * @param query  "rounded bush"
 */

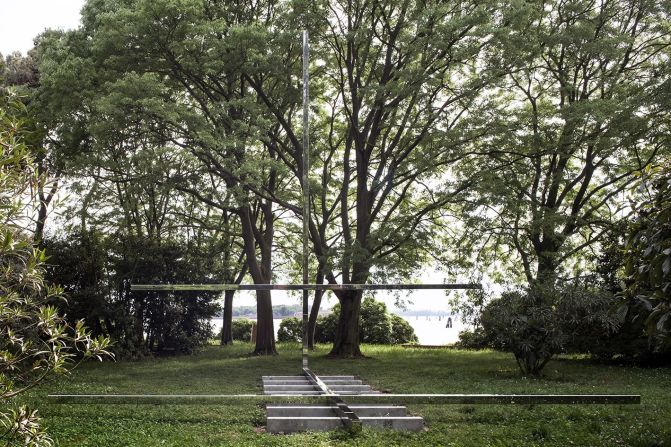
xmin=231 ymin=319 xmax=254 ymax=341
xmin=277 ymin=317 xmax=303 ymax=342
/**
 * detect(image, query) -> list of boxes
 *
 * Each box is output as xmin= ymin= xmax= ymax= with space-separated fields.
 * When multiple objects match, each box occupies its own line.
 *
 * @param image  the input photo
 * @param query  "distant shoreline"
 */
xmin=216 ymin=311 xmax=458 ymax=319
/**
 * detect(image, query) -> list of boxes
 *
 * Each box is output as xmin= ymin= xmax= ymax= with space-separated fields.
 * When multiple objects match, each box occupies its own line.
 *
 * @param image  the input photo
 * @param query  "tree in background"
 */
xmin=35 ymin=0 xmax=289 ymax=355
xmin=0 ymin=92 xmax=110 ymax=446
xmin=1 ymin=49 xmax=59 ymax=244
xmin=458 ymin=0 xmax=669 ymax=285
xmin=450 ymin=0 xmax=669 ymax=374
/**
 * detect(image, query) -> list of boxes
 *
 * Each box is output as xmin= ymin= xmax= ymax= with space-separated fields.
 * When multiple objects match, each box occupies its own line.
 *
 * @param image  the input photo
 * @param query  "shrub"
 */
xmin=360 ymin=298 xmax=393 ymax=344
xmin=313 ymin=299 xmax=418 ymax=345
xmin=620 ymin=160 xmax=671 ymax=354
xmin=231 ymin=319 xmax=254 ymax=341
xmin=455 ymin=327 xmax=491 ymax=350
xmin=479 ymin=282 xmax=623 ymax=375
xmin=480 ymin=286 xmax=564 ymax=376
xmin=314 ymin=312 xmax=338 ymax=343
xmin=390 ymin=314 xmax=418 ymax=344
xmin=277 ymin=317 xmax=303 ymax=342
xmin=44 ymin=232 xmax=221 ymax=357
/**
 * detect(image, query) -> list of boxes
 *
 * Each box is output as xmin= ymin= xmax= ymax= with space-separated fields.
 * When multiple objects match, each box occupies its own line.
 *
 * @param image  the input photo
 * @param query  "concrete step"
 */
xmin=266 ymin=416 xmax=423 ymax=433
xmin=267 ymin=405 xmax=408 ymax=417
xmin=262 ymin=379 xmax=312 ymax=385
xmin=328 ymin=385 xmax=373 ymax=393
xmin=264 ymin=391 xmax=323 ymax=395
xmin=320 ymin=379 xmax=363 ymax=385
xmin=262 ymin=375 xmax=306 ymax=380
xmin=262 ymin=375 xmax=356 ymax=380
xmin=316 ymin=376 xmax=356 ymax=380
xmin=263 ymin=385 xmax=318 ymax=392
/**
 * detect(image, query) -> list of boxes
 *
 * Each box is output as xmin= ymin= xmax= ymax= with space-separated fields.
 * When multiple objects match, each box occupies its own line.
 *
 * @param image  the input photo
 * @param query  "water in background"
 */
xmin=210 ymin=315 xmax=467 ymax=345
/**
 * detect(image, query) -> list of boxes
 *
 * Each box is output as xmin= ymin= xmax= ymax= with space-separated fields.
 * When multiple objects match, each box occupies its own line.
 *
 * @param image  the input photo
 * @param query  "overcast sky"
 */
xmin=0 ymin=0 xmax=85 ymax=56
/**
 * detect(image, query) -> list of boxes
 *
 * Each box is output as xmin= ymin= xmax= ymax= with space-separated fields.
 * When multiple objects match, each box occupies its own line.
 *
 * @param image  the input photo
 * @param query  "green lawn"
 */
xmin=25 ymin=344 xmax=671 ymax=446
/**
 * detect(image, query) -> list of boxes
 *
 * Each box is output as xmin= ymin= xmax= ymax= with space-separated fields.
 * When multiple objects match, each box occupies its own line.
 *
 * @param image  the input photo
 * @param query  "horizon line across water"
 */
xmin=209 ymin=315 xmax=468 ymax=345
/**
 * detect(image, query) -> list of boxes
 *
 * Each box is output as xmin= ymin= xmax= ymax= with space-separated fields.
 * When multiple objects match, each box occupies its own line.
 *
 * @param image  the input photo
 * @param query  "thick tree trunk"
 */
xmin=307 ymin=267 xmax=325 ymax=350
xmin=536 ymin=242 xmax=559 ymax=284
xmin=238 ymin=204 xmax=277 ymax=355
xmin=328 ymin=290 xmax=363 ymax=357
xmin=254 ymin=289 xmax=276 ymax=355
xmin=307 ymin=289 xmax=323 ymax=350
xmin=221 ymin=289 xmax=234 ymax=345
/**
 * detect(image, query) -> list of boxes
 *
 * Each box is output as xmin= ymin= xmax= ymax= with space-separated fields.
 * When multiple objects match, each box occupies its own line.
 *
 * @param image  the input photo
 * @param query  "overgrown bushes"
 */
xmin=281 ymin=298 xmax=417 ymax=345
xmin=43 ymin=232 xmax=221 ymax=358
xmin=460 ymin=282 xmax=622 ymax=376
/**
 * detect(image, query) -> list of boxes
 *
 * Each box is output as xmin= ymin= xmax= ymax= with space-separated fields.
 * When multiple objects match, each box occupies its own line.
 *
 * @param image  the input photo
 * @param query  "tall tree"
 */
xmin=43 ymin=0 xmax=293 ymax=354
xmin=246 ymin=0 xmax=492 ymax=356
xmin=458 ymin=0 xmax=670 ymax=285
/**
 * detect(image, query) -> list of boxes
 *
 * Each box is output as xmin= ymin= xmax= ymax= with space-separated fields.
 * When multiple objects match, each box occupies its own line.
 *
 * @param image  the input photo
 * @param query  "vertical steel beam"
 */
xmin=301 ymin=30 xmax=310 ymax=371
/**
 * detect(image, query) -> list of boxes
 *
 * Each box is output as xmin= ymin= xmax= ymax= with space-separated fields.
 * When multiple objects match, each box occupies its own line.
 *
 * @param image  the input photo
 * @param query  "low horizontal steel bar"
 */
xmin=130 ymin=283 xmax=482 ymax=291
xmin=48 ymin=394 xmax=640 ymax=405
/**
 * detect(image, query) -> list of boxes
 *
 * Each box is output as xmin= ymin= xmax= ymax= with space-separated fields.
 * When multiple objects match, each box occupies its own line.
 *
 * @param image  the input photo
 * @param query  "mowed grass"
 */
xmin=23 ymin=343 xmax=671 ymax=446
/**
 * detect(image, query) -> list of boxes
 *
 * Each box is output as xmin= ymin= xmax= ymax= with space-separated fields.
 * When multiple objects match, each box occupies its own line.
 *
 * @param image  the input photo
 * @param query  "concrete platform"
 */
xmin=263 ymin=374 xmax=424 ymax=433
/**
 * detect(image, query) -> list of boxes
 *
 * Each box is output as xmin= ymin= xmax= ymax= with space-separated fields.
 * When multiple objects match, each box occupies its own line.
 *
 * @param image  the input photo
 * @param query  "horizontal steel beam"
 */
xmin=130 ymin=283 xmax=482 ymax=291
xmin=48 ymin=393 xmax=640 ymax=405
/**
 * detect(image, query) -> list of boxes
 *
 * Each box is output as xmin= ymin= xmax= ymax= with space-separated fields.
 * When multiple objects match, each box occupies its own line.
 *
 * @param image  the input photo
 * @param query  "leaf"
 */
xmin=657 ymin=313 xmax=670 ymax=332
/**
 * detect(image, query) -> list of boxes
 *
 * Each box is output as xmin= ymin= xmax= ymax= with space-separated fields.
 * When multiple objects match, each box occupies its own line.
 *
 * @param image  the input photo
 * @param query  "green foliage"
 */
xmin=277 ymin=317 xmax=303 ymax=343
xmin=479 ymin=282 xmax=622 ymax=376
xmin=1 ymin=51 xmax=39 ymax=88
xmin=621 ymin=160 xmax=671 ymax=352
xmin=314 ymin=299 xmax=417 ymax=345
xmin=0 ymin=93 xmax=111 ymax=446
xmin=480 ymin=287 xmax=563 ymax=376
xmin=360 ymin=299 xmax=393 ymax=344
xmin=314 ymin=312 xmax=338 ymax=344
xmin=453 ymin=0 xmax=670 ymax=285
xmin=455 ymin=327 xmax=492 ymax=350
xmin=390 ymin=314 xmax=419 ymax=345
xmin=230 ymin=319 xmax=254 ymax=342
xmin=43 ymin=231 xmax=221 ymax=358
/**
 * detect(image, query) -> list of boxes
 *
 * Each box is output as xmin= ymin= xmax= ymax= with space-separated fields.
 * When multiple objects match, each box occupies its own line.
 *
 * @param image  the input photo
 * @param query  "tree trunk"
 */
xmin=238 ymin=204 xmax=277 ymax=355
xmin=221 ymin=289 xmax=234 ymax=345
xmin=328 ymin=290 xmax=363 ymax=357
xmin=536 ymin=248 xmax=559 ymax=284
xmin=307 ymin=266 xmax=325 ymax=350
xmin=254 ymin=289 xmax=276 ymax=355
xmin=307 ymin=289 xmax=324 ymax=350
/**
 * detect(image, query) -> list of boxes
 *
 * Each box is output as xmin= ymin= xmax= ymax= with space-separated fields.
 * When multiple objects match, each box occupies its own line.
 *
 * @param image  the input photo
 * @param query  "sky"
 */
xmin=0 ymin=0 xmax=85 ymax=56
